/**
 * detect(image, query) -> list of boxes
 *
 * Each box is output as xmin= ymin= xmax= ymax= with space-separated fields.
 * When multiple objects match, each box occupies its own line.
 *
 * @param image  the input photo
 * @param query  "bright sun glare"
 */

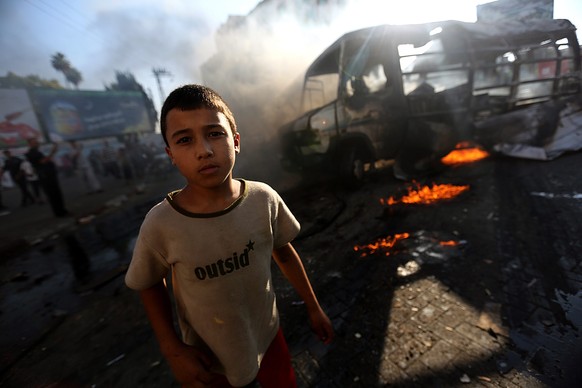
xmin=342 ymin=0 xmax=481 ymax=29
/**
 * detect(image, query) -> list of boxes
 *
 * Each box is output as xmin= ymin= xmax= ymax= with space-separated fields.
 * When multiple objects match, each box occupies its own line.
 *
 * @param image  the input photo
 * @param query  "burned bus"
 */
xmin=278 ymin=19 xmax=581 ymax=184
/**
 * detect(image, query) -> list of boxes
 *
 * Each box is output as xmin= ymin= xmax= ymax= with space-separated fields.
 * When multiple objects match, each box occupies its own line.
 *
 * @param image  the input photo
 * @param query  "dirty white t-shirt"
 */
xmin=125 ymin=179 xmax=300 ymax=386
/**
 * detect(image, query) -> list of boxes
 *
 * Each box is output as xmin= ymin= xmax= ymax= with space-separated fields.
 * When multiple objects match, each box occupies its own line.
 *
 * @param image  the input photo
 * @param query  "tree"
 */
xmin=64 ymin=67 xmax=82 ymax=89
xmin=51 ymin=52 xmax=83 ymax=89
xmin=106 ymin=71 xmax=141 ymax=92
xmin=51 ymin=52 xmax=70 ymax=85
xmin=106 ymin=71 xmax=158 ymax=125
xmin=0 ymin=72 xmax=63 ymax=89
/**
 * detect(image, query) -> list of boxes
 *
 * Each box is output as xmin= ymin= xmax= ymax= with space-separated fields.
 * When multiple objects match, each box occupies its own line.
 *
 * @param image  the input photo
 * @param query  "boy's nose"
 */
xmin=196 ymin=140 xmax=214 ymax=159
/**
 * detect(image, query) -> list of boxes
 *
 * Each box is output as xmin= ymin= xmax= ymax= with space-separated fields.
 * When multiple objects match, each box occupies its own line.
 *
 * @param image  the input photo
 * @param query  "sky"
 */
xmin=1 ymin=0 xmax=581 ymax=113
xmin=0 ymin=0 xmax=259 ymax=108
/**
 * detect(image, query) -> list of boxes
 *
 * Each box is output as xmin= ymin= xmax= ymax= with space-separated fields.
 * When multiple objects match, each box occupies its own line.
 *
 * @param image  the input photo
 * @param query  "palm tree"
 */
xmin=65 ymin=68 xmax=83 ymax=89
xmin=51 ymin=52 xmax=83 ymax=89
xmin=51 ymin=52 xmax=71 ymax=86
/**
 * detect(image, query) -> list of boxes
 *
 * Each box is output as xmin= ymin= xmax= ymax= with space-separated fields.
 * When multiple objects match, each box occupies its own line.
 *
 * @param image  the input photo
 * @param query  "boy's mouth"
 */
xmin=199 ymin=164 xmax=219 ymax=174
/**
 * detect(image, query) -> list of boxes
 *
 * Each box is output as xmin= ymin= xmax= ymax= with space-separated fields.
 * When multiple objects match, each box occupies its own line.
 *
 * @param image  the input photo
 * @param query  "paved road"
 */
xmin=279 ymin=151 xmax=582 ymax=387
xmin=0 ymin=166 xmax=185 ymax=256
xmin=1 ymin=151 xmax=581 ymax=387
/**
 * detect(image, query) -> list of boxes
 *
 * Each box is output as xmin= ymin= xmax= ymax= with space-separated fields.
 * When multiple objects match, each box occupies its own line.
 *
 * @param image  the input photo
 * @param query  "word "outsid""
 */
xmin=194 ymin=240 xmax=255 ymax=280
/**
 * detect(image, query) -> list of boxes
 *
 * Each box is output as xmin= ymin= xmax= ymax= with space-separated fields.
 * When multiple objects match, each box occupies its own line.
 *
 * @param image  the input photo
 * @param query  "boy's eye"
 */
xmin=208 ymin=130 xmax=226 ymax=138
xmin=176 ymin=136 xmax=191 ymax=144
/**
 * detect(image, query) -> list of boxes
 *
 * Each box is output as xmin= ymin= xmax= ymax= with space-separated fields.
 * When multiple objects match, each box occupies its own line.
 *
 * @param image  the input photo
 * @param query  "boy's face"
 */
xmin=164 ymin=108 xmax=240 ymax=189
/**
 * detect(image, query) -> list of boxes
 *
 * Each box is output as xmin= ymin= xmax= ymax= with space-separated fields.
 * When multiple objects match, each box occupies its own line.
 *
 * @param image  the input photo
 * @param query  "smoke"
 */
xmin=85 ymin=1 xmax=347 ymax=189
xmin=84 ymin=4 xmax=218 ymax=100
xmin=198 ymin=0 xmax=401 ymax=189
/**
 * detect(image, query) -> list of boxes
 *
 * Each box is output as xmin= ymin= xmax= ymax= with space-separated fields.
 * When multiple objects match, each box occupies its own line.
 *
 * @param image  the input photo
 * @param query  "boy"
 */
xmin=125 ymin=84 xmax=333 ymax=387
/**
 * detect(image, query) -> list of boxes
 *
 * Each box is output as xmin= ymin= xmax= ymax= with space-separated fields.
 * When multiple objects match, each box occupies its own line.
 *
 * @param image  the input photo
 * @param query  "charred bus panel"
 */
xmin=279 ymin=19 xmax=581 ymax=183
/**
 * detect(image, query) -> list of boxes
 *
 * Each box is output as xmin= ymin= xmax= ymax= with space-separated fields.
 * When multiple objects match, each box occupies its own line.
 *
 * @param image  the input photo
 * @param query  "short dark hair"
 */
xmin=160 ymin=84 xmax=237 ymax=146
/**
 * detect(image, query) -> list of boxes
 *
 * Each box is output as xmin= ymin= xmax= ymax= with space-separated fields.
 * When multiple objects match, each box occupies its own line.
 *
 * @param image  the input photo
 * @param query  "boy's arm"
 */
xmin=139 ymin=280 xmax=216 ymax=386
xmin=272 ymin=243 xmax=334 ymax=344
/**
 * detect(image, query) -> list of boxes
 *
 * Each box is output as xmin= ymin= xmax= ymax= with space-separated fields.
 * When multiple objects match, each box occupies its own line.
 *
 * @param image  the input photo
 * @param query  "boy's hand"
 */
xmin=138 ymin=282 xmax=223 ymax=387
xmin=307 ymin=306 xmax=334 ymax=345
xmin=163 ymin=342 xmax=219 ymax=387
xmin=272 ymin=243 xmax=335 ymax=345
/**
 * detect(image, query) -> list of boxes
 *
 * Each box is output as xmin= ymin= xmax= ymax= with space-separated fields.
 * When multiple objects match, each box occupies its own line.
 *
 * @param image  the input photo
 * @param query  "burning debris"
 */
xmin=380 ymin=182 xmax=470 ymax=206
xmin=353 ymin=230 xmax=465 ymax=263
xmin=440 ymin=142 xmax=489 ymax=165
xmin=354 ymin=233 xmax=410 ymax=258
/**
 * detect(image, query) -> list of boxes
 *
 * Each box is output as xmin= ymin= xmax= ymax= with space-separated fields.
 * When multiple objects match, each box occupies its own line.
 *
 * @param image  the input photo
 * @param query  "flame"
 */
xmin=354 ymin=232 xmax=410 ymax=257
xmin=380 ymin=182 xmax=469 ymax=206
xmin=441 ymin=142 xmax=489 ymax=165
xmin=439 ymin=240 xmax=458 ymax=246
xmin=354 ymin=232 xmax=461 ymax=258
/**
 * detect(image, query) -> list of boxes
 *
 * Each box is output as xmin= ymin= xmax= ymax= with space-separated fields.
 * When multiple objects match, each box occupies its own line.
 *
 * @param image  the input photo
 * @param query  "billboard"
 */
xmin=477 ymin=0 xmax=553 ymax=23
xmin=0 ymin=89 xmax=44 ymax=148
xmin=28 ymin=89 xmax=154 ymax=142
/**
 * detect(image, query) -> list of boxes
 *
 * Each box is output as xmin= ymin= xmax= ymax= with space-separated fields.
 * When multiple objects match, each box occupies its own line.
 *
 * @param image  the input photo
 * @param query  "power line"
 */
xmin=60 ymin=0 xmax=94 ymax=22
xmin=19 ymin=0 xmax=168 ymax=89
xmin=23 ymin=0 xmax=91 ymax=37
xmin=43 ymin=0 xmax=166 ymax=66
xmin=152 ymin=68 xmax=172 ymax=106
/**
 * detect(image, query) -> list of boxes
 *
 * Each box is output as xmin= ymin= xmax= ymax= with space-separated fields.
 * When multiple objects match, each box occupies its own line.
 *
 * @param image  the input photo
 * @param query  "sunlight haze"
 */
xmin=1 ymin=0 xmax=580 ymax=112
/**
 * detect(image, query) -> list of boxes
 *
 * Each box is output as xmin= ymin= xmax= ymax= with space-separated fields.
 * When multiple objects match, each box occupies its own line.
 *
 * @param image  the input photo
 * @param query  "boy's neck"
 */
xmin=176 ymin=178 xmax=242 ymax=214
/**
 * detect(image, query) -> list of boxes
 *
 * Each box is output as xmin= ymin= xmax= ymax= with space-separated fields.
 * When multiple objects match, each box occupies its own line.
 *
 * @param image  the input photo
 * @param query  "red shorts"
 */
xmin=212 ymin=327 xmax=296 ymax=388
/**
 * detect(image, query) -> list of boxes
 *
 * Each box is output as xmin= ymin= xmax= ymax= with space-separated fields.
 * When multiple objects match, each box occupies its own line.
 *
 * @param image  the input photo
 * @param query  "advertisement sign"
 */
xmin=0 ymin=89 xmax=44 ymax=148
xmin=477 ymin=0 xmax=553 ymax=23
xmin=29 ymin=89 xmax=154 ymax=142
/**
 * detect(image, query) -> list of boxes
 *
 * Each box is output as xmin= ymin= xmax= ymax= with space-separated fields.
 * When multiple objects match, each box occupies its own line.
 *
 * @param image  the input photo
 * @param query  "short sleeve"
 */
xmin=125 ymin=212 xmax=171 ymax=290
xmin=272 ymin=191 xmax=300 ymax=248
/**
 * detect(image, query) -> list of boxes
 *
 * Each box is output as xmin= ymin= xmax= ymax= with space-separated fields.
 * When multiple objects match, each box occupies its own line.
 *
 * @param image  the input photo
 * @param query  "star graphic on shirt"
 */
xmin=246 ymin=240 xmax=255 ymax=251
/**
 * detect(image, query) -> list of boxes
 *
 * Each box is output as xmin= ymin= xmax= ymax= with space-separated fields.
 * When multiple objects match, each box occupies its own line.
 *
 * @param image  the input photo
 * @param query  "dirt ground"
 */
xmin=1 ymin=150 xmax=581 ymax=387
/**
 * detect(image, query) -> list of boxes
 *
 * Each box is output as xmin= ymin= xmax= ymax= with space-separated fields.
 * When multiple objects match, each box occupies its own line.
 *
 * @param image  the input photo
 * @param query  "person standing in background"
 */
xmin=117 ymin=146 xmax=134 ymax=184
xmin=25 ymin=138 xmax=69 ymax=217
xmin=20 ymin=158 xmax=44 ymax=204
xmin=88 ymin=149 xmax=103 ymax=177
xmin=70 ymin=141 xmax=102 ymax=194
xmin=0 ymin=178 xmax=9 ymax=216
xmin=2 ymin=149 xmax=35 ymax=207
xmin=101 ymin=140 xmax=121 ymax=179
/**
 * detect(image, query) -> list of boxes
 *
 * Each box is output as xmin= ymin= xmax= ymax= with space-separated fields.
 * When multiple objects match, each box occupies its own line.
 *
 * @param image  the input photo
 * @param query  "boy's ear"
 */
xmin=165 ymin=147 xmax=175 ymax=165
xmin=234 ymin=133 xmax=241 ymax=154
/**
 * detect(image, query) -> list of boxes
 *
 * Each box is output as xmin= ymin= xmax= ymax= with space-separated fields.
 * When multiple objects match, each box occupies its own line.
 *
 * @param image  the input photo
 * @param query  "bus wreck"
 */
xmin=278 ymin=19 xmax=581 ymax=183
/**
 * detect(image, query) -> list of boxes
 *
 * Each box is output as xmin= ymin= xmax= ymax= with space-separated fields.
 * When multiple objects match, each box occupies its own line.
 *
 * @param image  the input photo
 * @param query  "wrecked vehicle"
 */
xmin=278 ymin=19 xmax=581 ymax=183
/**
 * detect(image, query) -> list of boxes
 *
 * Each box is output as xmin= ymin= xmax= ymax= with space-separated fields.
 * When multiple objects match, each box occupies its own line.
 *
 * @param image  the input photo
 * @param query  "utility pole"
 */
xmin=152 ymin=68 xmax=172 ymax=106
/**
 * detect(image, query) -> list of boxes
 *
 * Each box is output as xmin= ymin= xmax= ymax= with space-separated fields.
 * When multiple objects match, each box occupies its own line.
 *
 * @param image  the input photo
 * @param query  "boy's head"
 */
xmin=160 ymin=84 xmax=237 ymax=146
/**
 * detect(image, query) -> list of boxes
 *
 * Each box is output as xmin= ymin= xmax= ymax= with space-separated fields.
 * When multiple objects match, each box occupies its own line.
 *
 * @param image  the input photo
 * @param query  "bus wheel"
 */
xmin=338 ymin=146 xmax=365 ymax=188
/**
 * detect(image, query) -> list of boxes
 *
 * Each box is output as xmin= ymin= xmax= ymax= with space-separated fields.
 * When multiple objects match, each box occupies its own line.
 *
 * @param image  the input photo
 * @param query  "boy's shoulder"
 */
xmin=142 ymin=197 xmax=173 ymax=223
xmin=244 ymin=179 xmax=271 ymax=191
xmin=242 ymin=179 xmax=280 ymax=199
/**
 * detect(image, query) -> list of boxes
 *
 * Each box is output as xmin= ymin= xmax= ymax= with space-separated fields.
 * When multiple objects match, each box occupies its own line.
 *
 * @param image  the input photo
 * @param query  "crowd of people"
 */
xmin=0 ymin=134 xmax=167 ymax=218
